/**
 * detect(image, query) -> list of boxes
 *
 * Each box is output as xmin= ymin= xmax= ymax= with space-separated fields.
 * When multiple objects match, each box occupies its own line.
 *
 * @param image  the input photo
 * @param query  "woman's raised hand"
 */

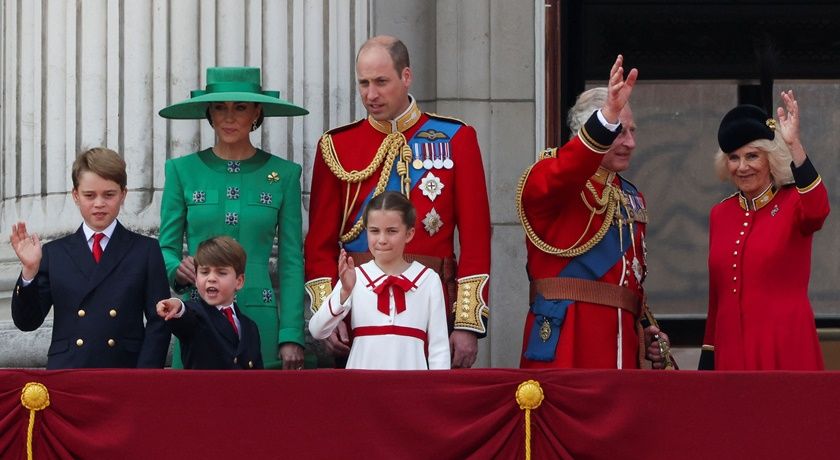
xmin=777 ymin=90 xmax=807 ymax=166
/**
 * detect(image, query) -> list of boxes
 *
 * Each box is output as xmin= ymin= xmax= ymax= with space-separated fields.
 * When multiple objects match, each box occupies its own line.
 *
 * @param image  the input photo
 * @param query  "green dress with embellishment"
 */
xmin=159 ymin=148 xmax=305 ymax=369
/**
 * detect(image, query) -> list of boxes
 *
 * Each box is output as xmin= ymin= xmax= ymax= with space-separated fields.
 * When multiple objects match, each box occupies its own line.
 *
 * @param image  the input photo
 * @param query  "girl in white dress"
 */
xmin=308 ymin=192 xmax=450 ymax=369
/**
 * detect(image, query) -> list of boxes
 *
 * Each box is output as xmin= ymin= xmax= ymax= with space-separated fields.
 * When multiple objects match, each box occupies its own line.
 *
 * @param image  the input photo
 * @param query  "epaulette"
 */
xmin=426 ymin=112 xmax=467 ymax=126
xmin=324 ymin=118 xmax=365 ymax=136
xmin=719 ymin=191 xmax=740 ymax=203
xmin=537 ymin=147 xmax=558 ymax=161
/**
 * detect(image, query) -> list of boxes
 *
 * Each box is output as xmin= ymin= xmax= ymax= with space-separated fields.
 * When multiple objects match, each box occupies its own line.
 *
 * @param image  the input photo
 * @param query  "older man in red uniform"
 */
xmin=518 ymin=56 xmax=668 ymax=369
xmin=305 ymin=36 xmax=491 ymax=368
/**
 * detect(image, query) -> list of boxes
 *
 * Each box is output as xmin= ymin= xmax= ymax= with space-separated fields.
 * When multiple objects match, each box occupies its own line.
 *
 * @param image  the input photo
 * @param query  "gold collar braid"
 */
xmin=516 ymin=164 xmax=620 ymax=257
xmin=320 ymin=132 xmax=413 ymax=243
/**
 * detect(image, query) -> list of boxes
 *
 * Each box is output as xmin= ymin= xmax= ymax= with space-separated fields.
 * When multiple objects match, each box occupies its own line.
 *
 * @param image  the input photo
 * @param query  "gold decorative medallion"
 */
xmin=21 ymin=382 xmax=50 ymax=411
xmin=539 ymin=318 xmax=552 ymax=342
xmin=516 ymin=380 xmax=544 ymax=410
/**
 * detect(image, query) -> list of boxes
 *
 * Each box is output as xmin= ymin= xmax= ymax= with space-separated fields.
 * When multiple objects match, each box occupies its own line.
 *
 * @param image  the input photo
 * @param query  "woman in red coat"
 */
xmin=700 ymin=90 xmax=829 ymax=370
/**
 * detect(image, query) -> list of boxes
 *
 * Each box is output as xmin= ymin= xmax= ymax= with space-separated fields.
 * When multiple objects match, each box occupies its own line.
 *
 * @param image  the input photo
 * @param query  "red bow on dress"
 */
xmin=372 ymin=275 xmax=415 ymax=315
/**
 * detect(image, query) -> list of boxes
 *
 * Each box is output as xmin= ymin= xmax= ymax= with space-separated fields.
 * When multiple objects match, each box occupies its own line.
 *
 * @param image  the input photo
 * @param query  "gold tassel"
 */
xmin=20 ymin=382 xmax=50 ymax=460
xmin=516 ymin=380 xmax=544 ymax=460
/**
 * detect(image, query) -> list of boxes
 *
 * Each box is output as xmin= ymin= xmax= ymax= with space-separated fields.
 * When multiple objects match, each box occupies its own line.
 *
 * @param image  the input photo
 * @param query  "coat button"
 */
xmin=732 ymin=288 xmax=737 ymax=294
xmin=740 ymin=231 xmax=745 ymax=236
xmin=109 ymin=309 xmax=117 ymax=317
xmin=733 ymin=251 xmax=738 ymax=256
xmin=107 ymin=339 xmax=116 ymax=347
xmin=732 ymin=276 xmax=737 ymax=282
xmin=248 ymin=361 xmax=254 ymax=368
xmin=77 ymin=309 xmax=86 ymax=317
xmin=743 ymin=222 xmax=749 ymax=227
xmin=732 ymin=263 xmax=737 ymax=269
xmin=233 ymin=357 xmax=238 ymax=364
xmin=76 ymin=338 xmax=84 ymax=347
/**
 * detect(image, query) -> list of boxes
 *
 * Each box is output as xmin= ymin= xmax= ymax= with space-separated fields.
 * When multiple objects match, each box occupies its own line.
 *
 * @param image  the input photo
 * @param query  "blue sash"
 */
xmin=524 ymin=179 xmax=640 ymax=361
xmin=343 ymin=118 xmax=462 ymax=251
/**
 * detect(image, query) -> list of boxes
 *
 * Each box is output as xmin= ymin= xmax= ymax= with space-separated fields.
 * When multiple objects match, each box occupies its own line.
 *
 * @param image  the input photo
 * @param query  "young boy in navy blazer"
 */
xmin=9 ymin=147 xmax=171 ymax=369
xmin=156 ymin=236 xmax=263 ymax=369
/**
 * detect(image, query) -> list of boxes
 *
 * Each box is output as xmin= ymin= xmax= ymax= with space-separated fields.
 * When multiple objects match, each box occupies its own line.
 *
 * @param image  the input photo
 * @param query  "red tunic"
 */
xmin=305 ymin=101 xmax=491 ymax=334
xmin=519 ymin=115 xmax=647 ymax=369
xmin=704 ymin=160 xmax=828 ymax=370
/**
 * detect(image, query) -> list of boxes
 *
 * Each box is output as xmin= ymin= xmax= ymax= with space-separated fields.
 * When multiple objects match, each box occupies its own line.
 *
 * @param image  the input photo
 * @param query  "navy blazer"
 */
xmin=11 ymin=222 xmax=171 ymax=369
xmin=166 ymin=299 xmax=263 ymax=370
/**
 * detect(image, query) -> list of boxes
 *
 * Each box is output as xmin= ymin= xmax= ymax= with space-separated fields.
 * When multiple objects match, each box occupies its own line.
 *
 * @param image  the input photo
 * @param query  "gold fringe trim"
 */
xmin=320 ymin=132 xmax=412 ymax=243
xmin=516 ymin=160 xmax=619 ymax=257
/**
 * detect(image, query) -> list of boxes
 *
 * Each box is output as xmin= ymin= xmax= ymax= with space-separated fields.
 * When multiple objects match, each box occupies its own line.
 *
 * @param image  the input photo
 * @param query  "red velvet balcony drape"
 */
xmin=2 ymin=369 xmax=839 ymax=459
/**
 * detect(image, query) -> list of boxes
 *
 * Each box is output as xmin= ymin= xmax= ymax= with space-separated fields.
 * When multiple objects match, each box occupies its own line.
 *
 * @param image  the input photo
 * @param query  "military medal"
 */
xmin=412 ymin=144 xmax=424 ymax=170
xmin=422 ymin=208 xmax=443 ymax=235
xmin=423 ymin=144 xmax=434 ymax=169
xmin=443 ymin=143 xmax=454 ymax=169
xmin=433 ymin=144 xmax=444 ymax=169
xmin=420 ymin=172 xmax=444 ymax=201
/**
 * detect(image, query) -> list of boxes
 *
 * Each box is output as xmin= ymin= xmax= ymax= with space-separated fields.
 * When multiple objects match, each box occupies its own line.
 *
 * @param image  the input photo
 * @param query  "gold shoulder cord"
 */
xmin=320 ymin=132 xmax=412 ymax=243
xmin=515 ymin=161 xmax=618 ymax=257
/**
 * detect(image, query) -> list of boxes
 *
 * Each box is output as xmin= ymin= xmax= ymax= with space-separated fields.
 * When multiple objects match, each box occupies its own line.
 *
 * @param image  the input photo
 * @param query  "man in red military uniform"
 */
xmin=518 ymin=56 xmax=669 ymax=369
xmin=305 ymin=35 xmax=491 ymax=368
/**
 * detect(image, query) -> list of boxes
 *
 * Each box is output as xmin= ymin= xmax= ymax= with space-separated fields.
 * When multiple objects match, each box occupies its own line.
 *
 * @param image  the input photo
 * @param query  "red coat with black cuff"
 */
xmin=702 ymin=157 xmax=828 ymax=370
xmin=305 ymin=106 xmax=491 ymax=335
xmin=519 ymin=113 xmax=648 ymax=369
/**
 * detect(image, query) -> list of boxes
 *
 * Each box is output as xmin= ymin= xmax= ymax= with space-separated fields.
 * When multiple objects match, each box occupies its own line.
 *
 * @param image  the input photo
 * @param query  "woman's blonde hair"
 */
xmin=713 ymin=135 xmax=793 ymax=188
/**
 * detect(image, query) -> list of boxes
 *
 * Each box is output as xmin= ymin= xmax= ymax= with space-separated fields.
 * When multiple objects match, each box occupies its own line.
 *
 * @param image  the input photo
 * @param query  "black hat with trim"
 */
xmin=717 ymin=104 xmax=776 ymax=154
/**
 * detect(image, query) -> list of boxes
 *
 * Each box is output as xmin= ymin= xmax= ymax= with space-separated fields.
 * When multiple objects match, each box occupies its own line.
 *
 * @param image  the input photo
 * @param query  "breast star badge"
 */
xmin=420 ymin=172 xmax=445 ymax=201
xmin=422 ymin=208 xmax=444 ymax=236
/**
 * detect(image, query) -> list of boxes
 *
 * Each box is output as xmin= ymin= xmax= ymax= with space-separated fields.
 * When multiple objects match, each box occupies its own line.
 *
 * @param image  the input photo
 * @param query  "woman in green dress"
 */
xmin=158 ymin=67 xmax=308 ymax=369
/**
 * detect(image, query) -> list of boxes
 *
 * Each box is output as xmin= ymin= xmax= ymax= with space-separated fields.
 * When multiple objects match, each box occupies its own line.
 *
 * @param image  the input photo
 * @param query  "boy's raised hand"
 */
xmin=156 ymin=298 xmax=184 ymax=320
xmin=10 ymin=222 xmax=42 ymax=280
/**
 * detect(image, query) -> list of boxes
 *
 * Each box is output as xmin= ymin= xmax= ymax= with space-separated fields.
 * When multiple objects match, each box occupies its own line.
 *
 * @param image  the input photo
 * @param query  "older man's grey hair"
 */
xmin=567 ymin=87 xmax=608 ymax=134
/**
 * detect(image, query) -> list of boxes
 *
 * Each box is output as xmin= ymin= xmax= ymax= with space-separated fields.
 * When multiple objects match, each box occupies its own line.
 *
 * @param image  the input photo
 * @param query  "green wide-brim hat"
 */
xmin=158 ymin=67 xmax=308 ymax=119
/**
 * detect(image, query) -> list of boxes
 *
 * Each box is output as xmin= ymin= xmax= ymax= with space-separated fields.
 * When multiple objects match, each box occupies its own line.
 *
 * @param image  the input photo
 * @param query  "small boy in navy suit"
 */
xmin=9 ymin=147 xmax=171 ymax=369
xmin=156 ymin=236 xmax=263 ymax=369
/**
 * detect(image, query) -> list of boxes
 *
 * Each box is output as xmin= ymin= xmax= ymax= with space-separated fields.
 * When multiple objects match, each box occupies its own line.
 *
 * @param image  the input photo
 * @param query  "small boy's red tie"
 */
xmin=221 ymin=306 xmax=239 ymax=336
xmin=92 ymin=233 xmax=105 ymax=263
